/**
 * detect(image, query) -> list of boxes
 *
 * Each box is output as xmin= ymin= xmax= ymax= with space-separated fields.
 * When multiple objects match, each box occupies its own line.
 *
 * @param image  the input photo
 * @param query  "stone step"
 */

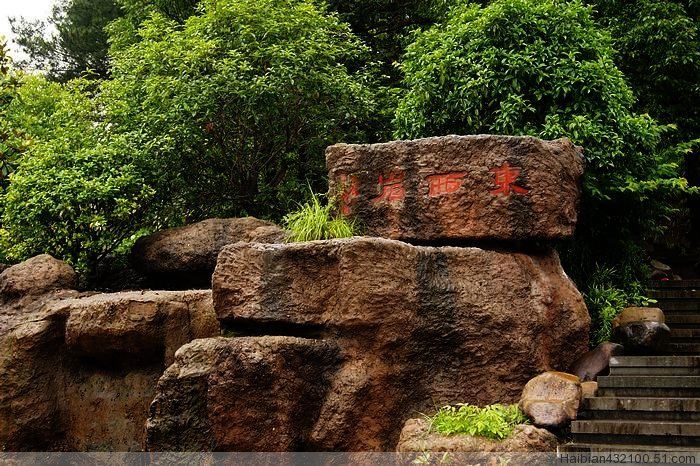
xmin=610 ymin=356 xmax=700 ymax=368
xmin=571 ymin=420 xmax=700 ymax=446
xmin=598 ymin=376 xmax=700 ymax=388
xmin=666 ymin=314 xmax=700 ymax=327
xmin=671 ymin=328 xmax=700 ymax=339
xmin=560 ymin=443 xmax=700 ymax=453
xmin=656 ymin=300 xmax=700 ymax=312
xmin=580 ymin=397 xmax=700 ymax=421
xmin=650 ymin=290 xmax=700 ymax=298
xmin=668 ymin=343 xmax=700 ymax=355
xmin=610 ymin=366 xmax=700 ymax=375
xmin=649 ymin=279 xmax=700 ymax=289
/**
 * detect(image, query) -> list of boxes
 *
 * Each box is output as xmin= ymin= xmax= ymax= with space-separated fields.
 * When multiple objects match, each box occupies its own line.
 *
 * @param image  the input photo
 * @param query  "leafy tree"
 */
xmin=394 ymin=0 xmax=692 ymax=293
xmin=102 ymin=0 xmax=378 ymax=221
xmin=10 ymin=0 xmax=121 ymax=81
xmin=0 ymin=38 xmax=28 ymax=193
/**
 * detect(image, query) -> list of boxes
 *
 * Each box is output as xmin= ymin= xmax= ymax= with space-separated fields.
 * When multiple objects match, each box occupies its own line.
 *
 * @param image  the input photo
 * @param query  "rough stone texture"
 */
xmin=519 ymin=372 xmax=582 ymax=429
xmin=131 ymin=217 xmax=286 ymax=288
xmin=0 ymin=289 xmax=219 ymax=451
xmin=612 ymin=307 xmax=665 ymax=327
xmin=569 ymin=342 xmax=624 ymax=381
xmin=201 ymin=237 xmax=589 ymax=450
xmin=0 ymin=254 xmax=77 ymax=302
xmin=396 ymin=418 xmax=557 ymax=452
xmin=581 ymin=381 xmax=598 ymax=398
xmin=612 ymin=321 xmax=671 ymax=355
xmin=146 ymin=337 xmax=340 ymax=451
xmin=327 ymin=135 xmax=584 ymax=241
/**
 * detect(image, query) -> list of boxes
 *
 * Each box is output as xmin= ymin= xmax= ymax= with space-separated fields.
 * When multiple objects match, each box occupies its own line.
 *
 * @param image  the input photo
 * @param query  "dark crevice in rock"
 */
xmin=221 ymin=318 xmax=327 ymax=339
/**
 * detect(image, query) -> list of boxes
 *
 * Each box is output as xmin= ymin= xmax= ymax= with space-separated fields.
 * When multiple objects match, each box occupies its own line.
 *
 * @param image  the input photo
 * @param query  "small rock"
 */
xmin=581 ymin=381 xmax=598 ymax=398
xmin=612 ymin=321 xmax=670 ymax=355
xmin=130 ymin=217 xmax=286 ymax=288
xmin=613 ymin=307 xmax=664 ymax=328
xmin=396 ymin=418 xmax=557 ymax=452
xmin=569 ymin=342 xmax=624 ymax=381
xmin=519 ymin=371 xmax=582 ymax=429
xmin=0 ymin=254 xmax=77 ymax=302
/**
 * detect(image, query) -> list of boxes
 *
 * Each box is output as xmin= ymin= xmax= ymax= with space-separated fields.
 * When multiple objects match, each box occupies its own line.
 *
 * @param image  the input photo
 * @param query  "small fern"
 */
xmin=283 ymin=191 xmax=356 ymax=242
xmin=429 ymin=404 xmax=528 ymax=440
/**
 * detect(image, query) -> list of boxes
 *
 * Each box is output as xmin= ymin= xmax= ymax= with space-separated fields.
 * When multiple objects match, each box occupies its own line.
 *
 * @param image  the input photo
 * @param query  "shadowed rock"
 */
xmin=143 ymin=237 xmax=590 ymax=451
xmin=327 ymin=135 xmax=584 ymax=241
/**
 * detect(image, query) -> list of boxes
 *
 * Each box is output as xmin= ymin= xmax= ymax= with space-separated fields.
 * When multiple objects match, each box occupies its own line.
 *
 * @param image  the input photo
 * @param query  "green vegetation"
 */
xmin=429 ymin=404 xmax=528 ymax=440
xmin=283 ymin=192 xmax=355 ymax=242
xmin=394 ymin=0 xmax=693 ymax=298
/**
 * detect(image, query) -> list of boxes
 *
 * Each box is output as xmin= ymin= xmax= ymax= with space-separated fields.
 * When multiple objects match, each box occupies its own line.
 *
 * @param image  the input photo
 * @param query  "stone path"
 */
xmin=562 ymin=281 xmax=700 ymax=453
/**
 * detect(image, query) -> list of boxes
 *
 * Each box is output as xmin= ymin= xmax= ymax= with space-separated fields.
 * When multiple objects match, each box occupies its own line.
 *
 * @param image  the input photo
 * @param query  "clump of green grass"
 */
xmin=283 ymin=191 xmax=356 ymax=242
xmin=429 ymin=404 xmax=528 ymax=440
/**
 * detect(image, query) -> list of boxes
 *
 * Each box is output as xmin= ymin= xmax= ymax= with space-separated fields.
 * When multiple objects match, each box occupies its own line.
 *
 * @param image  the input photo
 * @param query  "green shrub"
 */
xmin=429 ymin=404 xmax=528 ymax=440
xmin=283 ymin=192 xmax=355 ymax=242
xmin=394 ymin=0 xmax=692 ymax=294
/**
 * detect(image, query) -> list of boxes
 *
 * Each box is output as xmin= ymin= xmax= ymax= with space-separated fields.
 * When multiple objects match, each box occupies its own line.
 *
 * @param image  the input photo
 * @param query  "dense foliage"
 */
xmin=10 ymin=0 xmax=121 ymax=81
xmin=0 ymin=39 xmax=27 ymax=193
xmin=430 ymin=404 xmax=528 ymax=440
xmin=394 ymin=0 xmax=692 ymax=295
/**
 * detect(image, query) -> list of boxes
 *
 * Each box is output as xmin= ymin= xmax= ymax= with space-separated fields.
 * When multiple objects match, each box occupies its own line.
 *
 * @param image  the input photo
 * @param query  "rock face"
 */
xmin=131 ymin=217 xmax=286 ymax=287
xmin=396 ymin=418 xmax=558 ymax=452
xmin=0 ymin=285 xmax=219 ymax=451
xmin=0 ymin=254 xmax=78 ymax=302
xmin=613 ymin=307 xmax=665 ymax=327
xmin=146 ymin=337 xmax=340 ymax=451
xmin=613 ymin=321 xmax=670 ymax=355
xmin=519 ymin=372 xmax=582 ymax=429
xmin=161 ymin=237 xmax=590 ymax=451
xmin=569 ymin=342 xmax=624 ymax=381
xmin=327 ymin=135 xmax=584 ymax=241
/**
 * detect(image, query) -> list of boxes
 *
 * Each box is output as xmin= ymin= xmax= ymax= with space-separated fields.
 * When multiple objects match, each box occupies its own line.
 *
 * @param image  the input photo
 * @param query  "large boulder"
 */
xmin=146 ymin=337 xmax=340 ymax=451
xmin=130 ymin=217 xmax=285 ymax=288
xmin=200 ymin=237 xmax=589 ymax=450
xmin=396 ymin=418 xmax=557 ymax=452
xmin=613 ymin=307 xmax=665 ymax=327
xmin=519 ymin=372 xmax=582 ymax=429
xmin=569 ymin=342 xmax=624 ymax=381
xmin=612 ymin=321 xmax=670 ymax=355
xmin=0 ymin=254 xmax=77 ymax=302
xmin=0 ymin=290 xmax=219 ymax=451
xmin=327 ymin=135 xmax=584 ymax=241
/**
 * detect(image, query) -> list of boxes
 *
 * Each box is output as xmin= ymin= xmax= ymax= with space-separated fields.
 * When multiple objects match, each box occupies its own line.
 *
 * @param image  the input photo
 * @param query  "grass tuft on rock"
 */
xmin=429 ymin=404 xmax=528 ymax=440
xmin=283 ymin=191 xmax=356 ymax=242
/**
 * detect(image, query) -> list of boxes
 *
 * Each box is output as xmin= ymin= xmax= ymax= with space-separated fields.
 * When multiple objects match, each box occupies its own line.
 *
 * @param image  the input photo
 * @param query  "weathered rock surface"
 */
xmin=396 ymin=418 xmax=558 ymax=452
xmin=131 ymin=217 xmax=285 ymax=287
xmin=0 ymin=288 xmax=219 ymax=451
xmin=0 ymin=254 xmax=77 ymax=302
xmin=146 ymin=337 xmax=340 ymax=451
xmin=581 ymin=381 xmax=598 ymax=398
xmin=327 ymin=135 xmax=584 ymax=241
xmin=519 ymin=372 xmax=582 ymax=429
xmin=187 ymin=237 xmax=590 ymax=450
xmin=612 ymin=321 xmax=670 ymax=355
xmin=569 ymin=342 xmax=624 ymax=381
xmin=612 ymin=307 xmax=665 ymax=327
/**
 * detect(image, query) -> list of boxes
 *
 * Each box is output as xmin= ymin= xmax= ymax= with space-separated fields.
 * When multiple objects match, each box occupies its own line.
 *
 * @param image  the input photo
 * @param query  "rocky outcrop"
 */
xmin=146 ymin=337 xmax=340 ymax=451
xmin=131 ymin=217 xmax=286 ymax=288
xmin=569 ymin=342 xmax=624 ymax=381
xmin=613 ymin=321 xmax=670 ymax=355
xmin=0 ymin=254 xmax=77 ymax=302
xmin=519 ymin=372 xmax=582 ymax=429
xmin=327 ymin=135 xmax=584 ymax=241
xmin=145 ymin=237 xmax=591 ymax=451
xmin=396 ymin=418 xmax=558 ymax=452
xmin=0 ymin=275 xmax=219 ymax=451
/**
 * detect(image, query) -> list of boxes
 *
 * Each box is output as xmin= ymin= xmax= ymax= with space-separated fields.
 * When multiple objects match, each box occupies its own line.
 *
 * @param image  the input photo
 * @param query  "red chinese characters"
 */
xmin=427 ymin=172 xmax=467 ymax=196
xmin=339 ymin=174 xmax=359 ymax=215
xmin=490 ymin=162 xmax=529 ymax=196
xmin=372 ymin=173 xmax=405 ymax=204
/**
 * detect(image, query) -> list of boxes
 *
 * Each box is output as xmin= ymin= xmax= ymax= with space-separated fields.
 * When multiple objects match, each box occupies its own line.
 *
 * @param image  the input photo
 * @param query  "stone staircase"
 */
xmin=561 ymin=280 xmax=700 ymax=453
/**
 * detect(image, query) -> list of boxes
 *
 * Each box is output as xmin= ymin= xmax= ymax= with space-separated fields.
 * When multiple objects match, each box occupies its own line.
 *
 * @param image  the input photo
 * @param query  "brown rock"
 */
xmin=0 ymin=254 xmax=77 ymax=302
xmin=130 ymin=217 xmax=286 ymax=287
xmin=207 ymin=237 xmax=589 ymax=450
xmin=612 ymin=321 xmax=670 ymax=355
xmin=581 ymin=381 xmax=598 ymax=398
xmin=569 ymin=342 xmax=624 ymax=381
xmin=327 ymin=135 xmax=584 ymax=241
xmin=396 ymin=418 xmax=557 ymax=452
xmin=519 ymin=372 xmax=582 ymax=429
xmin=0 ymin=289 xmax=220 ymax=451
xmin=146 ymin=337 xmax=340 ymax=451
xmin=612 ymin=307 xmax=665 ymax=328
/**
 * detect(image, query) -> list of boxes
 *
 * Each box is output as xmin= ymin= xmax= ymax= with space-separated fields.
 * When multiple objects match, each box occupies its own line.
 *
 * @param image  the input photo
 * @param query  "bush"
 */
xmin=429 ymin=404 xmax=528 ymax=440
xmin=394 ymin=0 xmax=691 ymax=292
xmin=102 ymin=0 xmax=378 ymax=221
xmin=283 ymin=192 xmax=355 ymax=242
